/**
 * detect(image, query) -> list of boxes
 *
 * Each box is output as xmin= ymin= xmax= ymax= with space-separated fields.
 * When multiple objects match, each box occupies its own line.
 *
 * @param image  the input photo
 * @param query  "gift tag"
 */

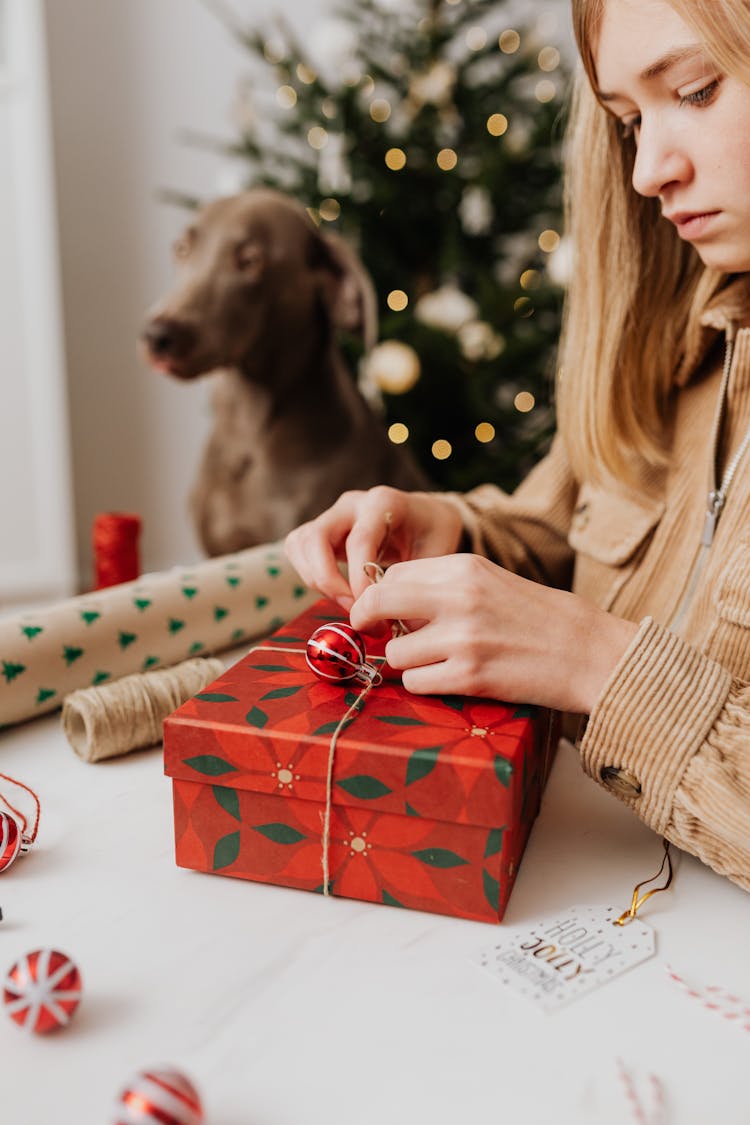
xmin=476 ymin=904 xmax=656 ymax=1013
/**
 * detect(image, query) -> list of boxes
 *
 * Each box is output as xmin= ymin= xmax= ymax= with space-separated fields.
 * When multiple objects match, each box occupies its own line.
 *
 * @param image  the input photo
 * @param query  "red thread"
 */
xmin=0 ymin=772 xmax=41 ymax=842
xmin=93 ymin=512 xmax=141 ymax=589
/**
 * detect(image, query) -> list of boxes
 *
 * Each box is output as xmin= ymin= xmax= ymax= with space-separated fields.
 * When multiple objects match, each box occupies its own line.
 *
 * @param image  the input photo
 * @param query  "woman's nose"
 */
xmin=631 ymin=118 xmax=692 ymax=198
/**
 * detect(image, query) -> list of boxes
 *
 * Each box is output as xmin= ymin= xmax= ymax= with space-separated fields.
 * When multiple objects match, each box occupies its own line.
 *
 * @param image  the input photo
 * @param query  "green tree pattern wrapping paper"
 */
xmin=0 ymin=543 xmax=314 ymax=728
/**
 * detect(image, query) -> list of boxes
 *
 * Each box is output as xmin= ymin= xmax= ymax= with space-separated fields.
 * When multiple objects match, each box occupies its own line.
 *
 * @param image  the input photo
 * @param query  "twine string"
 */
xmin=319 ymin=517 xmax=401 ymax=894
xmin=0 ymin=772 xmax=41 ymax=844
xmin=61 ymin=657 xmax=225 ymax=762
xmin=320 ymin=673 xmax=379 ymax=895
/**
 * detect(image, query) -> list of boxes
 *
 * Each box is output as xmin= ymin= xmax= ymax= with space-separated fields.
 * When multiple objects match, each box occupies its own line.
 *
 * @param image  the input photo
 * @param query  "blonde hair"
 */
xmin=558 ymin=0 xmax=750 ymax=486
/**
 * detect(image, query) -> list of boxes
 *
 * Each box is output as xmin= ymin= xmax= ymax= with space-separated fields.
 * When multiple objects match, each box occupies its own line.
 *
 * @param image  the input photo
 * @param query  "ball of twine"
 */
xmin=62 ymin=657 xmax=224 ymax=762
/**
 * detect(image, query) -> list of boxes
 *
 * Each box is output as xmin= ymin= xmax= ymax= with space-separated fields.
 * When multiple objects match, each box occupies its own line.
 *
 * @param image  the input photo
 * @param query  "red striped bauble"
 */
xmin=0 ymin=811 xmax=22 ymax=872
xmin=4 ymin=948 xmax=82 ymax=1032
xmin=305 ymin=622 xmax=368 ymax=683
xmin=113 ymin=1068 xmax=204 ymax=1125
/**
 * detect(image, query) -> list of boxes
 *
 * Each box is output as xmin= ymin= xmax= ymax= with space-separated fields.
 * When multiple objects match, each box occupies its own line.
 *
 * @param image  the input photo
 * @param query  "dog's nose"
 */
xmin=142 ymin=317 xmax=196 ymax=359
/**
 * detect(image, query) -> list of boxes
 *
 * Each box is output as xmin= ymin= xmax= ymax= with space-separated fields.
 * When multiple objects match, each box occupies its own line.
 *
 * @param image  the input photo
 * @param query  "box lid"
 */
xmin=163 ymin=601 xmax=547 ymax=831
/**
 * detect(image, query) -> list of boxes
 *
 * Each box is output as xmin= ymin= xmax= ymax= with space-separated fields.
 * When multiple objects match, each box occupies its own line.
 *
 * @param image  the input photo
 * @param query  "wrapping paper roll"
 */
xmin=0 ymin=542 xmax=316 ymax=728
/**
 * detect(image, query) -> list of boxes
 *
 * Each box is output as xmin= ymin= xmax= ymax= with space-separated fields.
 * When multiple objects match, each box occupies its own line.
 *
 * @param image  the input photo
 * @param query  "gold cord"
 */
xmin=613 ymin=838 xmax=673 ymax=926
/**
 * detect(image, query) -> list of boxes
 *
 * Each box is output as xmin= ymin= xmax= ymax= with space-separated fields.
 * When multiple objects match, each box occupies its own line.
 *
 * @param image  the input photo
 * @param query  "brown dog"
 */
xmin=141 ymin=189 xmax=428 ymax=556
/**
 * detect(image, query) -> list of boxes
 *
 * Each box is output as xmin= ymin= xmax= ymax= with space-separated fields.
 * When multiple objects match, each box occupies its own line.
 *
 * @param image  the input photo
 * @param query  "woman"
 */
xmin=285 ymin=0 xmax=750 ymax=890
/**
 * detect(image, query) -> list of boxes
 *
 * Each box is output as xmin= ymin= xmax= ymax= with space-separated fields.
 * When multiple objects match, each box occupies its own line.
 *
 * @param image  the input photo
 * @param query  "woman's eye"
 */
xmin=679 ymin=78 xmax=720 ymax=108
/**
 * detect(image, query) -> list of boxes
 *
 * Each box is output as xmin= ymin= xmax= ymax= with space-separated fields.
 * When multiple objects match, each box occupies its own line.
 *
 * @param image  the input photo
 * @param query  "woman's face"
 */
xmin=594 ymin=0 xmax=750 ymax=272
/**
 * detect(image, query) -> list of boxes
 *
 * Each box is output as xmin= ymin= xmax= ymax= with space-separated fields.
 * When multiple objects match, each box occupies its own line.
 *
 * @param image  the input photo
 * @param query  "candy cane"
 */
xmin=616 ymin=1059 xmax=667 ymax=1125
xmin=666 ymin=965 xmax=750 ymax=1032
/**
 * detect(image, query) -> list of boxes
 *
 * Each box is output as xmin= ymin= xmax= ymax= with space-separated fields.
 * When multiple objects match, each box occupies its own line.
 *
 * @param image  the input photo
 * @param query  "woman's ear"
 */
xmin=308 ymin=230 xmax=378 ymax=351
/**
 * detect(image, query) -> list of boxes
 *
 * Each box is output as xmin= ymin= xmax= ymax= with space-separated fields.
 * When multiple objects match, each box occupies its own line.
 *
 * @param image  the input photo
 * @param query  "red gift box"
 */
xmin=163 ymin=599 xmax=558 ymax=923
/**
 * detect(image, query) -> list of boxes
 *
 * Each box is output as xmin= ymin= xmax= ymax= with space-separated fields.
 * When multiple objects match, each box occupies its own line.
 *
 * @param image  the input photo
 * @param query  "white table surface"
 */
xmin=1 ymin=708 xmax=749 ymax=1125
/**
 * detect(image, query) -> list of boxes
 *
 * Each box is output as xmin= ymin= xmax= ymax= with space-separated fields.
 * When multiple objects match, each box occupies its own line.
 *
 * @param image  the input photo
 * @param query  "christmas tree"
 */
xmin=198 ymin=0 xmax=569 ymax=492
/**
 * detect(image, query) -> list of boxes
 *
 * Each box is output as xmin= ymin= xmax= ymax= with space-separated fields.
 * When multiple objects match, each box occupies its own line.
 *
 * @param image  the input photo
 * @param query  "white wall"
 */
xmin=43 ymin=0 xmax=571 ymax=588
xmin=44 ymin=0 xmax=319 ymax=585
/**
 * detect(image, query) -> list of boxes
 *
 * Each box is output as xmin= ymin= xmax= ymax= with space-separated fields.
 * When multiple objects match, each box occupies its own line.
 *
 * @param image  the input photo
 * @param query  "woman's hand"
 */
xmin=284 ymin=486 xmax=465 ymax=611
xmin=350 ymin=554 xmax=639 ymax=715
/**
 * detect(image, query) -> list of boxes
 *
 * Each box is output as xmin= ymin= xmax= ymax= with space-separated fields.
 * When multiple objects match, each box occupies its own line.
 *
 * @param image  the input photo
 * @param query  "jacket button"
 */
xmin=600 ymin=766 xmax=642 ymax=797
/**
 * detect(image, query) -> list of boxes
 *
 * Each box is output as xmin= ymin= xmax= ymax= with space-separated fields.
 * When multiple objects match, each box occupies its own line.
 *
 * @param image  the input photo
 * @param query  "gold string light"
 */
xmin=475 ymin=422 xmax=496 ymax=443
xmin=321 ymin=97 xmax=337 ymax=119
xmin=276 ymin=85 xmax=297 ymax=109
xmin=296 ymin=63 xmax=317 ymax=84
xmin=307 ymin=126 xmax=328 ymax=150
xmin=499 ymin=29 xmax=521 ymax=53
xmin=370 ymin=98 xmax=391 ymax=123
xmin=432 ymin=439 xmax=452 ymax=460
xmin=466 ymin=26 xmax=488 ymax=51
xmin=360 ymin=75 xmax=376 ymax=98
xmin=538 ymin=228 xmax=561 ymax=253
xmin=486 ymin=113 xmax=509 ymax=136
xmin=535 ymin=79 xmax=557 ymax=103
xmin=520 ymin=269 xmax=540 ymax=290
xmin=514 ymin=296 xmax=534 ymax=317
xmin=388 ymin=423 xmax=409 ymax=444
xmin=436 ymin=148 xmax=458 ymax=171
xmin=387 ymin=289 xmax=408 ymax=311
xmin=538 ymin=46 xmax=561 ymax=72
xmin=515 ymin=391 xmax=536 ymax=412
xmin=263 ymin=40 xmax=284 ymax=64
xmin=385 ymin=147 xmax=407 ymax=170
xmin=319 ymin=198 xmax=341 ymax=222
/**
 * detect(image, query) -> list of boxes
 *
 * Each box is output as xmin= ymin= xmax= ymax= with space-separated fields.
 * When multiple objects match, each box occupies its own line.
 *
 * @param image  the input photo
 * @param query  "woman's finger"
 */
xmin=285 ymin=494 xmax=364 ymax=605
xmin=350 ymin=578 xmax=441 ymax=634
xmin=345 ymin=487 xmax=410 ymax=599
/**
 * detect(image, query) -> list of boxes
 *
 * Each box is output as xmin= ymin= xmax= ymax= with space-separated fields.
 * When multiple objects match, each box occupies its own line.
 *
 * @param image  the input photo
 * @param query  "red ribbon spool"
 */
xmin=93 ymin=512 xmax=141 ymax=589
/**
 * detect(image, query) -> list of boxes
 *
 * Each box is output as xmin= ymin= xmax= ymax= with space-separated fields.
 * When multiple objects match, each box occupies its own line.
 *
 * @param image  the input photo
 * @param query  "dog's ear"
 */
xmin=308 ymin=231 xmax=378 ymax=352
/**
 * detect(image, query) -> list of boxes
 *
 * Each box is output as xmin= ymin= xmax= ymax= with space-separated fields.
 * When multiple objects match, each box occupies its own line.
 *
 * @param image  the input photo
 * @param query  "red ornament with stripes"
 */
xmin=113 ymin=1068 xmax=204 ymax=1125
xmin=0 ymin=811 xmax=22 ymax=873
xmin=305 ymin=622 xmax=369 ymax=682
xmin=4 ymin=948 xmax=82 ymax=1032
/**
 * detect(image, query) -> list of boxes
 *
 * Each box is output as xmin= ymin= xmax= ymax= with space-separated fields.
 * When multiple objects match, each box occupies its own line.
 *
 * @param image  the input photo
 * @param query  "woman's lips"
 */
xmin=665 ymin=210 xmax=720 ymax=239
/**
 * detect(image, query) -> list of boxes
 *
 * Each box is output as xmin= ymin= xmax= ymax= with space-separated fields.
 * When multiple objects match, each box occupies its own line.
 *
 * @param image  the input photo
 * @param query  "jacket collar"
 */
xmin=675 ymin=273 xmax=750 ymax=386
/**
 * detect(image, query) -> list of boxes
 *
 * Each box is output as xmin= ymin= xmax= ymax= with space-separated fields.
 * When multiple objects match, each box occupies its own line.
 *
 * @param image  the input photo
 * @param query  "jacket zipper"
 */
xmin=669 ymin=327 xmax=750 ymax=633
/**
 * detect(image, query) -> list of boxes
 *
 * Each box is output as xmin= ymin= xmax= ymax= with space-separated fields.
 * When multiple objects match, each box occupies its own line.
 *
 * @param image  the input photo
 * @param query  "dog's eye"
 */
xmin=236 ymin=242 xmax=263 ymax=272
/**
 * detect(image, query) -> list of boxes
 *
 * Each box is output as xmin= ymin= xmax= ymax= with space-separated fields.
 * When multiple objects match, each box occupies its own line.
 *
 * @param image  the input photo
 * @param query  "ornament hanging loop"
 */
xmin=353 ymin=662 xmax=382 ymax=687
xmin=614 ymin=838 xmax=673 ymax=927
xmin=363 ymin=512 xmax=409 ymax=639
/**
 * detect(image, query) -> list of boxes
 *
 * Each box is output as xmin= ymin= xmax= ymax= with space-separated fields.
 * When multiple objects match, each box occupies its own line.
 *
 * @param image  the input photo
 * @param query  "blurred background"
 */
xmin=0 ymin=0 xmax=572 ymax=602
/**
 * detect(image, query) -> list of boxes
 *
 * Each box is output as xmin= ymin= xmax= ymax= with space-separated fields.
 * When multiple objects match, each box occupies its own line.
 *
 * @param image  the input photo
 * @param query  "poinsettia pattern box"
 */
xmin=163 ymin=600 xmax=558 ymax=923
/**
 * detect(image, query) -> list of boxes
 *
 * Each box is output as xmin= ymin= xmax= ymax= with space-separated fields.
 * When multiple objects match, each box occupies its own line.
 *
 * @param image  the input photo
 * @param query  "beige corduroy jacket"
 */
xmin=451 ymin=280 xmax=750 ymax=892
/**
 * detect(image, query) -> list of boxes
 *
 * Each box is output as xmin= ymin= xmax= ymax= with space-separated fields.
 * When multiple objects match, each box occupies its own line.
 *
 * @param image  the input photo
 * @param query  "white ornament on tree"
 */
xmin=318 ymin=133 xmax=352 ymax=195
xmin=459 ymin=185 xmax=494 ymax=236
xmin=308 ymin=20 xmax=360 ymax=86
xmin=414 ymin=285 xmax=479 ymax=334
xmin=363 ymin=340 xmax=421 ymax=394
xmin=457 ymin=320 xmax=505 ymax=362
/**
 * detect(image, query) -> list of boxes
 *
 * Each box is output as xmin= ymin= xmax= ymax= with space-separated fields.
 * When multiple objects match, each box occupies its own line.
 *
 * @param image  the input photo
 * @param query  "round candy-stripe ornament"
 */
xmin=113 ymin=1068 xmax=204 ymax=1125
xmin=305 ymin=622 xmax=381 ymax=685
xmin=4 ymin=948 xmax=82 ymax=1032
xmin=0 ymin=811 xmax=22 ymax=873
xmin=0 ymin=770 xmax=40 ymax=871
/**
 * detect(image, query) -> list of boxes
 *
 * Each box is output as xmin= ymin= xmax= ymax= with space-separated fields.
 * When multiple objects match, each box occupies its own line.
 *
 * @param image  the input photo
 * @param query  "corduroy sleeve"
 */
xmin=439 ymin=433 xmax=579 ymax=590
xmin=579 ymin=616 xmax=750 ymax=891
